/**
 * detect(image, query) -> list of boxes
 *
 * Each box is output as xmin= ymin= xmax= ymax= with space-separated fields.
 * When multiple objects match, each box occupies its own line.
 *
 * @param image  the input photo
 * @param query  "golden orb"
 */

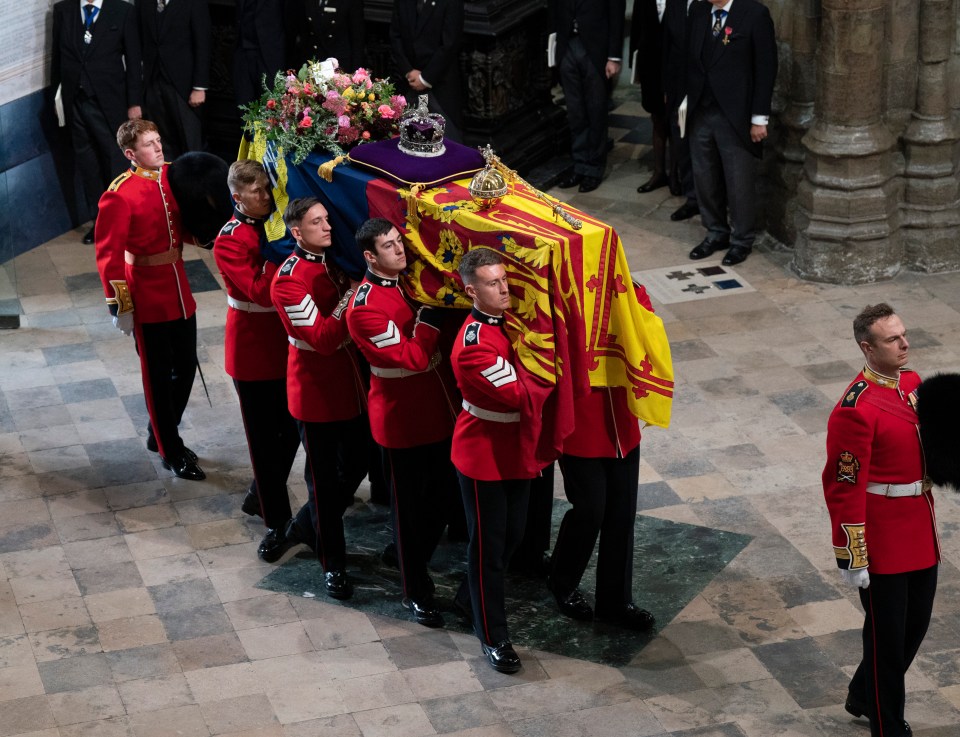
xmin=469 ymin=166 xmax=508 ymax=208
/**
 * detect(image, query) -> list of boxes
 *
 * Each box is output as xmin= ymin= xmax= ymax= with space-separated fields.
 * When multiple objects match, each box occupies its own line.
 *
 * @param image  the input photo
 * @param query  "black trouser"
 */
xmin=383 ymin=439 xmax=456 ymax=602
xmin=849 ymin=564 xmax=938 ymax=737
xmin=143 ymin=78 xmax=203 ymax=161
xmin=509 ymin=463 xmax=554 ymax=572
xmin=551 ymin=446 xmax=640 ymax=614
xmin=668 ymin=100 xmax=697 ymax=204
xmin=294 ymin=415 xmax=368 ymax=572
xmin=135 ymin=315 xmax=197 ymax=462
xmin=233 ymin=377 xmax=300 ymax=529
xmin=71 ymin=92 xmax=128 ymax=222
xmin=558 ymin=36 xmax=609 ymax=179
xmin=458 ymin=472 xmax=530 ymax=646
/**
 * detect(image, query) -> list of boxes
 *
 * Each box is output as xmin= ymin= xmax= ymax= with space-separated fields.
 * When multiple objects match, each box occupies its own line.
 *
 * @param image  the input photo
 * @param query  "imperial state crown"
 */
xmin=398 ymin=95 xmax=446 ymax=157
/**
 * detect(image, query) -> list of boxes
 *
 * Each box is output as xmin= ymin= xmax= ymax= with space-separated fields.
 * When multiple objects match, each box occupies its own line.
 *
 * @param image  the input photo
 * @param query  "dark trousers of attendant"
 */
xmin=143 ymin=78 xmax=203 ymax=161
xmin=233 ymin=377 xmax=300 ymax=529
xmin=849 ymin=564 xmax=937 ymax=737
xmin=458 ymin=473 xmax=531 ymax=646
xmin=509 ymin=463 xmax=554 ymax=574
xmin=71 ymin=92 xmax=129 ymax=222
xmin=135 ymin=315 xmax=197 ymax=463
xmin=383 ymin=439 xmax=455 ymax=602
xmin=551 ymin=445 xmax=640 ymax=613
xmin=294 ymin=415 xmax=368 ymax=572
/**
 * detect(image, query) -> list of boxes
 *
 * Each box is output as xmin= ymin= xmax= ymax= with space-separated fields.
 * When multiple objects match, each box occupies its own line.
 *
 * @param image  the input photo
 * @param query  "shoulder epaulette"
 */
xmin=218 ymin=219 xmax=241 ymax=237
xmin=841 ymin=380 xmax=869 ymax=408
xmin=463 ymin=322 xmax=482 ymax=346
xmin=107 ymin=170 xmax=132 ymax=192
xmin=278 ymin=255 xmax=299 ymax=277
xmin=353 ymin=282 xmax=372 ymax=307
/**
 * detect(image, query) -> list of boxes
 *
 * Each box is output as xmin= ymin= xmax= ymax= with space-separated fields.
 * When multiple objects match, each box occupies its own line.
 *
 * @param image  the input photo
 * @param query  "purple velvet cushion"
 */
xmin=347 ymin=138 xmax=485 ymax=187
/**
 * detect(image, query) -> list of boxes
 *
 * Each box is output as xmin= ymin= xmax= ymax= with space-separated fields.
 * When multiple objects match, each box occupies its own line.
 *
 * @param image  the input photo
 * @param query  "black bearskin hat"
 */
xmin=168 ymin=152 xmax=233 ymax=247
xmin=916 ymin=373 xmax=960 ymax=491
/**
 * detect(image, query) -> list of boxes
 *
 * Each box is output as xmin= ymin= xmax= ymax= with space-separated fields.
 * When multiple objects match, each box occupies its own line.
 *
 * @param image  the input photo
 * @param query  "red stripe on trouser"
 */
xmin=134 ymin=321 xmax=166 ymax=459
xmin=867 ymin=588 xmax=885 ymax=737
xmin=474 ymin=478 xmax=491 ymax=644
xmin=301 ymin=430 xmax=327 ymax=569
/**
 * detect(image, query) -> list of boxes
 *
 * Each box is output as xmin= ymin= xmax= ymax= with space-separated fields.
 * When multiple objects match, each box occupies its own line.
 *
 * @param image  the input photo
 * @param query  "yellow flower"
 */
xmin=368 ymin=93 xmax=375 ymax=101
xmin=342 ymin=88 xmax=355 ymax=99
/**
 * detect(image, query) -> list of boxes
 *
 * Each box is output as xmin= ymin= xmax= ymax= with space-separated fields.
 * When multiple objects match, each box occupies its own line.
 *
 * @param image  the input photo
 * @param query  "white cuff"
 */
xmin=751 ymin=115 xmax=769 ymax=126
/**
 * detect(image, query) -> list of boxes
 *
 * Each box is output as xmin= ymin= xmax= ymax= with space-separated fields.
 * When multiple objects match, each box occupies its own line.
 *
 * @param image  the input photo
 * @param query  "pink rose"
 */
xmin=338 ymin=115 xmax=351 ymax=128
xmin=377 ymin=104 xmax=396 ymax=119
xmin=299 ymin=116 xmax=313 ymax=128
xmin=352 ymin=68 xmax=369 ymax=84
xmin=362 ymin=131 xmax=371 ymax=140
xmin=266 ymin=99 xmax=276 ymax=110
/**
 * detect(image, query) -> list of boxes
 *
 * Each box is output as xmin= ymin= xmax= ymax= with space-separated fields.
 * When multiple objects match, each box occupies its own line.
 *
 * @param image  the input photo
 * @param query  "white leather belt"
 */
xmin=866 ymin=480 xmax=931 ymax=498
xmin=288 ymin=336 xmax=315 ymax=351
xmin=462 ymin=399 xmax=520 ymax=423
xmin=370 ymin=351 xmax=440 ymax=378
xmin=228 ymin=295 xmax=276 ymax=313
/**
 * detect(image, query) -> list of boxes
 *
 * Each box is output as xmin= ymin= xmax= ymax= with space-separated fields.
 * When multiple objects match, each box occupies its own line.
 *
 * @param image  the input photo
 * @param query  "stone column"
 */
xmin=766 ymin=0 xmax=820 ymax=247
xmin=792 ymin=0 xmax=904 ymax=284
xmin=900 ymin=0 xmax=960 ymax=272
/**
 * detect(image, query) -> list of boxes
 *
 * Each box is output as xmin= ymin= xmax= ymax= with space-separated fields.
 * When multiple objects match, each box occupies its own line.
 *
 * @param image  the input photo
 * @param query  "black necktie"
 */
xmin=712 ymin=9 xmax=726 ymax=37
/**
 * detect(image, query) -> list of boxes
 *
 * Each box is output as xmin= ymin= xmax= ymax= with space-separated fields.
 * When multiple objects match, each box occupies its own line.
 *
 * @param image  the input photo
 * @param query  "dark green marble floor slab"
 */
xmin=257 ymin=502 xmax=751 ymax=668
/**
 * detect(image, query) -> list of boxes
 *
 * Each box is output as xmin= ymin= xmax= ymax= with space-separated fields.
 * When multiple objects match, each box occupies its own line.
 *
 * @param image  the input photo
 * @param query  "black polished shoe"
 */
xmin=481 ymin=641 xmax=521 ymax=674
xmin=241 ymin=484 xmax=261 ymax=517
xmin=557 ymin=171 xmax=583 ymax=189
xmin=403 ymin=598 xmax=444 ymax=628
xmin=596 ymin=602 xmax=655 ymax=631
xmin=843 ymin=693 xmax=867 ymax=719
xmin=722 ymin=245 xmax=752 ymax=266
xmin=554 ymin=588 xmax=593 ymax=621
xmin=324 ymin=570 xmax=353 ymax=600
xmin=160 ymin=454 xmax=206 ymax=481
xmin=147 ymin=435 xmax=198 ymax=464
xmin=670 ymin=201 xmax=700 ymax=221
xmin=82 ymin=228 xmax=95 ymax=245
xmin=689 ymin=237 xmax=729 ymax=260
xmin=637 ymin=174 xmax=668 ymax=193
xmin=578 ymin=176 xmax=601 ymax=193
xmin=257 ymin=523 xmax=295 ymax=563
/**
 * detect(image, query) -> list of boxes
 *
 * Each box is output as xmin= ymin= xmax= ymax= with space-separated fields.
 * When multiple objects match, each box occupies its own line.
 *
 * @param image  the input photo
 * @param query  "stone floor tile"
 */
xmin=280 ymin=714 xmax=361 ymax=737
xmin=125 ymin=527 xmax=196 ymax=561
xmin=158 ymin=603 xmax=234 ymax=642
xmin=19 ymin=596 xmax=90 ymax=634
xmin=9 ymin=571 xmax=81 ymax=605
xmin=115 ymin=504 xmax=180 ymax=534
xmin=0 ymin=634 xmax=34 ymax=669
xmin=117 ymin=673 xmax=195 ymax=714
xmin=28 ymin=624 xmax=101 ymax=662
xmin=85 ymin=588 xmax=156 ymax=623
xmin=57 ymin=715 xmax=135 ymax=737
xmin=185 ymin=519 xmax=259 ymax=551
xmin=403 ymin=661 xmax=484 ymax=702
xmin=351 ymin=702 xmax=437 ymax=737
xmin=300 ymin=605 xmax=380 ymax=649
xmin=128 ymin=704 xmax=211 ymax=737
xmin=421 ymin=691 xmax=503 ymax=735
xmin=199 ymin=693 xmax=278 ymax=735
xmin=382 ymin=631 xmax=462 ymax=670
xmin=62 ymin=537 xmax=133 ymax=570
xmin=250 ymin=652 xmax=327 ymax=690
xmin=0 ymin=662 xmax=45 ymax=700
xmin=172 ymin=632 xmax=249 ymax=672
xmin=97 ymin=614 xmax=168 ymax=652
xmin=223 ymin=594 xmax=299 ymax=631
xmin=73 ymin=561 xmax=145 ymax=596
xmin=512 ymin=699 xmax=665 ymax=737
xmin=106 ymin=643 xmax=181 ymax=682
xmin=0 ymin=695 xmax=57 ymax=737
xmin=184 ymin=662 xmax=263 ymax=703
xmin=37 ymin=651 xmax=113 ymax=693
xmin=54 ymin=511 xmax=121 ymax=543
xmin=316 ymin=641 xmax=397 ymax=681
xmin=46 ymin=684 xmax=126 ymax=725
xmin=236 ymin=621 xmax=312 ymax=661
xmin=0 ymin=499 xmax=50 ymax=527
xmin=136 ymin=553 xmax=208 ymax=587
xmin=334 ymin=671 xmax=415 ymax=713
xmin=207 ymin=568 xmax=276 ymax=604
xmin=786 ymin=599 xmax=864 ymax=639
xmin=265 ymin=682 xmax=346 ymax=724
xmin=687 ymin=649 xmax=773 ymax=688
xmin=0 ymin=521 xmax=59 ymax=555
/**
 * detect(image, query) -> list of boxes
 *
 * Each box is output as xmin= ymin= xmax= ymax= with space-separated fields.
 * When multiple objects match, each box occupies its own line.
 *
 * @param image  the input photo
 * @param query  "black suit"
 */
xmin=661 ymin=0 xmax=696 ymax=203
xmin=137 ymin=0 xmax=211 ymax=159
xmin=51 ymin=0 xmax=142 ymax=222
xmin=287 ymin=0 xmax=365 ymax=73
xmin=389 ymin=0 xmax=464 ymax=141
xmin=629 ymin=0 xmax=664 ymax=117
xmin=685 ymin=0 xmax=777 ymax=250
xmin=234 ymin=0 xmax=287 ymax=107
xmin=552 ymin=0 xmax=625 ymax=180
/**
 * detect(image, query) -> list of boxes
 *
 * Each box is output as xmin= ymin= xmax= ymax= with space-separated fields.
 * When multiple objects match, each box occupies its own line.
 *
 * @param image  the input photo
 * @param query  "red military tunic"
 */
xmin=823 ymin=367 xmax=939 ymax=575
xmin=95 ymin=164 xmax=196 ymax=324
xmin=213 ymin=210 xmax=288 ymax=381
xmin=563 ymin=387 xmax=641 ymax=458
xmin=451 ymin=308 xmax=541 ymax=481
xmin=345 ymin=270 xmax=458 ymax=449
xmin=271 ymin=245 xmax=366 ymax=423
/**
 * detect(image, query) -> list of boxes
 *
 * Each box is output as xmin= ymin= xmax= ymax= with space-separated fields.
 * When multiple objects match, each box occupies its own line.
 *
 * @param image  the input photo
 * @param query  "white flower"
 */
xmin=310 ymin=58 xmax=339 ymax=85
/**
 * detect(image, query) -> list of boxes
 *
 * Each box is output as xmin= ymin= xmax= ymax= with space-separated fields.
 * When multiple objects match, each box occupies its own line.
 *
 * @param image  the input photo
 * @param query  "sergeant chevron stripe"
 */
xmin=370 ymin=320 xmax=401 ymax=348
xmin=481 ymin=357 xmax=517 ymax=387
xmin=284 ymin=295 xmax=318 ymax=326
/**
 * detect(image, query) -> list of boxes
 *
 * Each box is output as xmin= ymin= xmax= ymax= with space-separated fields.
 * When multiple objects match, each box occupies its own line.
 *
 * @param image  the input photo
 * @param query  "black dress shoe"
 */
xmin=721 ymin=245 xmax=752 ymax=266
xmin=481 ymin=641 xmax=521 ymax=674
xmin=596 ymin=603 xmax=655 ymax=631
xmin=160 ymin=454 xmax=206 ymax=481
xmin=147 ymin=435 xmax=198 ymax=464
xmin=553 ymin=588 xmax=593 ymax=621
xmin=241 ymin=484 xmax=261 ymax=517
xmin=844 ymin=693 xmax=867 ymax=719
xmin=403 ymin=598 xmax=444 ymax=628
xmin=689 ymin=237 xmax=729 ymax=260
xmin=257 ymin=523 xmax=295 ymax=563
xmin=578 ymin=176 xmax=601 ymax=193
xmin=637 ymin=175 xmax=668 ymax=193
xmin=82 ymin=228 xmax=95 ymax=245
xmin=324 ymin=570 xmax=353 ymax=600
xmin=670 ymin=202 xmax=700 ymax=221
xmin=557 ymin=172 xmax=583 ymax=189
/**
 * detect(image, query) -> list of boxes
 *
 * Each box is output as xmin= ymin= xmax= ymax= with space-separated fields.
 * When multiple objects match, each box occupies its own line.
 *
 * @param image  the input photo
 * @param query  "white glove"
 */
xmin=840 ymin=568 xmax=870 ymax=589
xmin=112 ymin=312 xmax=134 ymax=336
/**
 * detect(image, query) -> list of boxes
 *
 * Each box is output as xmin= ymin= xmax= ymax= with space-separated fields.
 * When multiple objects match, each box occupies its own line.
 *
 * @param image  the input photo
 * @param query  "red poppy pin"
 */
xmin=722 ymin=26 xmax=733 ymax=45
